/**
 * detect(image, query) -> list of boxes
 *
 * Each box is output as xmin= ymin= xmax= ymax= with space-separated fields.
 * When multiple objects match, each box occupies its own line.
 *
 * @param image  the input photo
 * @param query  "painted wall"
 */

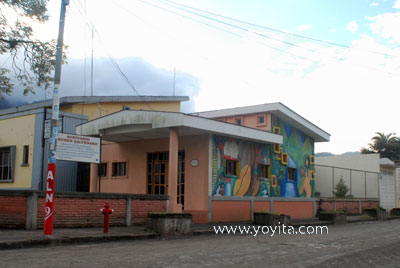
xmin=90 ymin=134 xmax=210 ymax=219
xmin=61 ymin=101 xmax=181 ymax=121
xmin=210 ymin=199 xmax=314 ymax=222
xmin=212 ymin=117 xmax=315 ymax=198
xmin=0 ymin=114 xmax=36 ymax=189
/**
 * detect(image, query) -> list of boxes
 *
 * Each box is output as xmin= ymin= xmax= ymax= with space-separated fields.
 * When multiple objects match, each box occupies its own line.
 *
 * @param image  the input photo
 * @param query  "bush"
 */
xmin=334 ymin=177 xmax=349 ymax=198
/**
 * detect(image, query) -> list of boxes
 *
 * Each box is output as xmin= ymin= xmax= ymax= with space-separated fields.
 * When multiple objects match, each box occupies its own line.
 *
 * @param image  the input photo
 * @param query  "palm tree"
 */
xmin=361 ymin=132 xmax=400 ymax=161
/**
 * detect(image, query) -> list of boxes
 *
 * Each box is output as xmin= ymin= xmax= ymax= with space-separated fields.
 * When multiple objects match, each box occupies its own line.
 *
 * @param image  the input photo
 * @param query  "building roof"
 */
xmin=380 ymin=158 xmax=395 ymax=167
xmin=191 ymin=102 xmax=330 ymax=142
xmin=0 ymin=96 xmax=189 ymax=116
xmin=76 ymin=110 xmax=283 ymax=145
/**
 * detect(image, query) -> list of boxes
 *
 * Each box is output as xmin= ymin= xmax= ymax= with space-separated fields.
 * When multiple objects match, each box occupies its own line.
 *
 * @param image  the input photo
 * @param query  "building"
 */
xmin=78 ymin=102 xmax=330 ymax=223
xmin=315 ymin=154 xmax=399 ymax=211
xmin=0 ymin=96 xmax=188 ymax=191
xmin=379 ymin=158 xmax=398 ymax=210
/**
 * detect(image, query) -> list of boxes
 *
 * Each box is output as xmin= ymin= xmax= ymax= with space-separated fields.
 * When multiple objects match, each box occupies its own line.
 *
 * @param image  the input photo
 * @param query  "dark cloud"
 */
xmin=1 ymin=57 xmax=199 ymax=112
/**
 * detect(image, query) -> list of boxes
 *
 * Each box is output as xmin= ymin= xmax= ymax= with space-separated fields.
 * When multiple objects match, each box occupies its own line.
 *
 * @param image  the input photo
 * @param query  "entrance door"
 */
xmin=147 ymin=151 xmax=185 ymax=208
xmin=77 ymin=162 xmax=90 ymax=192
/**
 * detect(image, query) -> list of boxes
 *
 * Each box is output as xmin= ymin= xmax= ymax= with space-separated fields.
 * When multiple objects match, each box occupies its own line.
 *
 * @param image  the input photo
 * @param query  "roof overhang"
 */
xmin=192 ymin=102 xmax=330 ymax=142
xmin=0 ymin=95 xmax=189 ymax=116
xmin=76 ymin=110 xmax=283 ymax=144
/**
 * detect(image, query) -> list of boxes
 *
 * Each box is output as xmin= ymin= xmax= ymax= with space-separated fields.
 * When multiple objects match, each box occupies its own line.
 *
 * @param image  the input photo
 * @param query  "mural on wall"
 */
xmin=212 ymin=116 xmax=315 ymax=198
xmin=213 ymin=135 xmax=272 ymax=197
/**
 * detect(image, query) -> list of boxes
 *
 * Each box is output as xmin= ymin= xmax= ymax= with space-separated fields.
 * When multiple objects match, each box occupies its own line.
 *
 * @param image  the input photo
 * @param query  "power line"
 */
xmin=71 ymin=0 xmax=154 ymax=110
xmin=137 ymin=0 xmax=394 ymax=76
xmin=132 ymin=0 xmax=322 ymax=62
xmin=158 ymin=0 xmax=400 ymax=59
xmin=92 ymin=27 xmax=153 ymax=110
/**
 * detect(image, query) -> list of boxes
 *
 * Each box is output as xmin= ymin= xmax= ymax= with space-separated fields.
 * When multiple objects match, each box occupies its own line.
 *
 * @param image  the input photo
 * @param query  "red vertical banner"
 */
xmin=44 ymin=163 xmax=56 ymax=236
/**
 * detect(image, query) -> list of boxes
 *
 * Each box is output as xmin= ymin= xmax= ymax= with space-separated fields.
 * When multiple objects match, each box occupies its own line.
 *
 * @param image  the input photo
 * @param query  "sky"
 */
xmin=1 ymin=0 xmax=400 ymax=155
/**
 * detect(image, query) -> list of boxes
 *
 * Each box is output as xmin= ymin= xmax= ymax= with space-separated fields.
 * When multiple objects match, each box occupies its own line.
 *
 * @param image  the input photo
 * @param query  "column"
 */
xmin=168 ymin=127 xmax=182 ymax=213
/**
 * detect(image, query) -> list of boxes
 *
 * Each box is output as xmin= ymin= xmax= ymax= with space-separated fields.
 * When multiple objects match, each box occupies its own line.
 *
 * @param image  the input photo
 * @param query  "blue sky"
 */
xmin=2 ymin=0 xmax=400 ymax=154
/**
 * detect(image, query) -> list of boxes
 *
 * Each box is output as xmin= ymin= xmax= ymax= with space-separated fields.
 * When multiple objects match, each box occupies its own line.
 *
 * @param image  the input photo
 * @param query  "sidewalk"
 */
xmin=2 ymin=216 xmax=397 ymax=250
xmin=0 ymin=220 xmax=325 ymax=250
xmin=0 ymin=226 xmax=159 ymax=250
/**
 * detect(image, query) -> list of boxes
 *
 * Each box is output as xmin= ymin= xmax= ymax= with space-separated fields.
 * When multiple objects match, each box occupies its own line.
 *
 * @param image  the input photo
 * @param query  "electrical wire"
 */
xmin=158 ymin=0 xmax=400 ymax=59
xmin=112 ymin=0 xmax=319 ymax=65
xmin=141 ymin=0 xmax=399 ymax=76
xmin=72 ymin=0 xmax=153 ymax=110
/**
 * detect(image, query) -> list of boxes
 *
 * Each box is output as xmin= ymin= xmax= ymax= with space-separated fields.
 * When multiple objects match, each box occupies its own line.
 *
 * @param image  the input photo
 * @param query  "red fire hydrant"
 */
xmin=100 ymin=202 xmax=114 ymax=234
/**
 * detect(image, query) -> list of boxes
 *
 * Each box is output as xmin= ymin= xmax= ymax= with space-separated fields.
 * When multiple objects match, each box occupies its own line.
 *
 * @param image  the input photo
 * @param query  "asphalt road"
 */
xmin=1 ymin=220 xmax=400 ymax=268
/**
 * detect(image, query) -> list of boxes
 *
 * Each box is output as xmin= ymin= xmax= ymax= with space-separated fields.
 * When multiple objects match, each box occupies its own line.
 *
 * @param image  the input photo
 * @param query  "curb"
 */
xmin=0 ymin=233 xmax=160 ymax=250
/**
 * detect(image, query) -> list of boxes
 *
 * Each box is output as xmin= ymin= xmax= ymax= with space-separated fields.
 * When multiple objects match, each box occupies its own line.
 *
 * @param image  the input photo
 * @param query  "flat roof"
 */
xmin=0 ymin=95 xmax=189 ymax=116
xmin=76 ymin=110 xmax=283 ymax=145
xmin=191 ymin=102 xmax=330 ymax=142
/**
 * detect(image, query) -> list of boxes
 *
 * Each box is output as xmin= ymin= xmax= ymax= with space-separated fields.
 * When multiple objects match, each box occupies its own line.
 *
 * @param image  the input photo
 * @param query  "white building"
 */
xmin=315 ymin=154 xmax=399 ymax=211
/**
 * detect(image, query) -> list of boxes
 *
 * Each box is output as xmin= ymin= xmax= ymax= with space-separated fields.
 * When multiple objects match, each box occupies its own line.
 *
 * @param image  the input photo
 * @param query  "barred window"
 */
xmin=112 ymin=162 xmax=127 ymax=177
xmin=0 ymin=146 xmax=15 ymax=182
xmin=99 ymin=163 xmax=107 ymax=177
xmin=226 ymin=160 xmax=238 ymax=176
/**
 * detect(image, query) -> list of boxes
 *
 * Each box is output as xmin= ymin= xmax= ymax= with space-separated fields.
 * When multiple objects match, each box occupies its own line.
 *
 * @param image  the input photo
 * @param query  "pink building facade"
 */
xmin=79 ymin=103 xmax=330 ymax=223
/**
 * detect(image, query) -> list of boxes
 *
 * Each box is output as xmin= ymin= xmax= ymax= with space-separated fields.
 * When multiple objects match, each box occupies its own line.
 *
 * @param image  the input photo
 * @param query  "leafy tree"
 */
xmin=334 ymin=177 xmax=349 ymax=198
xmin=0 ymin=0 xmax=64 ymax=98
xmin=361 ymin=132 xmax=400 ymax=162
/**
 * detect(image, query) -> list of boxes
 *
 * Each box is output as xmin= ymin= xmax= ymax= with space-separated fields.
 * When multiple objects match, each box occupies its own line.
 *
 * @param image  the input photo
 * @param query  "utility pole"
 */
xmin=44 ymin=0 xmax=69 ymax=236
xmin=91 ymin=27 xmax=94 ymax=96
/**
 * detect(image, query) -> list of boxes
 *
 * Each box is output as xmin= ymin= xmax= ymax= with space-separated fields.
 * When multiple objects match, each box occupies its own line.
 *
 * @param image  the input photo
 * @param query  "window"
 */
xmin=99 ymin=163 xmax=107 ymax=177
xmin=0 ymin=146 xmax=15 ymax=182
xmin=22 ymin=145 xmax=29 ymax=166
xmin=112 ymin=162 xmax=127 ymax=177
xmin=235 ymin=117 xmax=242 ymax=125
xmin=257 ymin=115 xmax=265 ymax=125
xmin=287 ymin=168 xmax=296 ymax=181
xmin=226 ymin=160 xmax=238 ymax=176
xmin=281 ymin=153 xmax=288 ymax=165
xmin=271 ymin=175 xmax=277 ymax=187
xmin=273 ymin=126 xmax=280 ymax=134
xmin=258 ymin=164 xmax=269 ymax=178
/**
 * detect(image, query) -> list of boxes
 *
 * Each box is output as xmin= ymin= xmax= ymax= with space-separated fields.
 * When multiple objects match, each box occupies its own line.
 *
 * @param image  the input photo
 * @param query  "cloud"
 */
xmin=1 ymin=57 xmax=200 ymax=112
xmin=370 ymin=2 xmax=379 ymax=7
xmin=345 ymin=20 xmax=359 ymax=33
xmin=394 ymin=0 xmax=400 ymax=9
xmin=368 ymin=12 xmax=400 ymax=43
xmin=329 ymin=28 xmax=336 ymax=32
xmin=296 ymin=25 xmax=312 ymax=31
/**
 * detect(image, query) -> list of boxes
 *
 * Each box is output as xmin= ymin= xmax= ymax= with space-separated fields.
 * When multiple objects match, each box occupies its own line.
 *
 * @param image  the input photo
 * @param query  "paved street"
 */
xmin=1 ymin=220 xmax=400 ymax=267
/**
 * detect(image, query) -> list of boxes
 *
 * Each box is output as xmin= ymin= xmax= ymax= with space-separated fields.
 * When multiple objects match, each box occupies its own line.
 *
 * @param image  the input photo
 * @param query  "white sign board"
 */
xmin=55 ymin=133 xmax=100 ymax=163
xmin=44 ymin=119 xmax=62 ymax=138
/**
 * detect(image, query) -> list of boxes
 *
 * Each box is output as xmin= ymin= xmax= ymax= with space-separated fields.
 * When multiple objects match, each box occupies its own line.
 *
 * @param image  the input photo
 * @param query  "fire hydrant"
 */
xmin=100 ymin=202 xmax=114 ymax=234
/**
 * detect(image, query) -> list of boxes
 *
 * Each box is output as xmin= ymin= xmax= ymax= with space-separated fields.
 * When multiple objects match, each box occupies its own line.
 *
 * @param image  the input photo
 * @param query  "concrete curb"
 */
xmin=0 ymin=233 xmax=160 ymax=250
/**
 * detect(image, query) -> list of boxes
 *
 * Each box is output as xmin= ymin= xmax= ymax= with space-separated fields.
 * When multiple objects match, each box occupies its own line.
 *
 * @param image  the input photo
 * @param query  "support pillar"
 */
xmin=168 ymin=127 xmax=182 ymax=213
xmin=126 ymin=197 xmax=132 ymax=226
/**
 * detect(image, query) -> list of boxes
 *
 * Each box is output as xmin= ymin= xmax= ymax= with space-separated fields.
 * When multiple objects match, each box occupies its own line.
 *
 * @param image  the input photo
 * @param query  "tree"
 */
xmin=0 ymin=0 xmax=63 ymax=98
xmin=334 ymin=177 xmax=349 ymax=198
xmin=361 ymin=132 xmax=400 ymax=162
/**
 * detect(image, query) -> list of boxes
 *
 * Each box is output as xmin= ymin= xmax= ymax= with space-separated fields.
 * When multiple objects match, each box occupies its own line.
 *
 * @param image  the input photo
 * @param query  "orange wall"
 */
xmin=90 ymin=134 xmax=210 ymax=212
xmin=212 ymin=201 xmax=251 ymax=222
xmin=273 ymin=201 xmax=314 ymax=219
xmin=217 ymin=113 xmax=272 ymax=132
xmin=254 ymin=201 xmax=271 ymax=212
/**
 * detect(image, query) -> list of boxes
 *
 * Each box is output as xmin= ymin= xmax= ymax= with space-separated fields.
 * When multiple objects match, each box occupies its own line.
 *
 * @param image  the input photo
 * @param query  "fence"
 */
xmin=0 ymin=190 xmax=168 ymax=229
xmin=315 ymin=164 xmax=380 ymax=199
xmin=318 ymin=198 xmax=379 ymax=214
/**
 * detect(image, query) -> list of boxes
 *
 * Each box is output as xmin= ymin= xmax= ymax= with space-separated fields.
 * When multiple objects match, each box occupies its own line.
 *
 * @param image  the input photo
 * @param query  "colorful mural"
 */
xmin=212 ymin=116 xmax=315 ymax=198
